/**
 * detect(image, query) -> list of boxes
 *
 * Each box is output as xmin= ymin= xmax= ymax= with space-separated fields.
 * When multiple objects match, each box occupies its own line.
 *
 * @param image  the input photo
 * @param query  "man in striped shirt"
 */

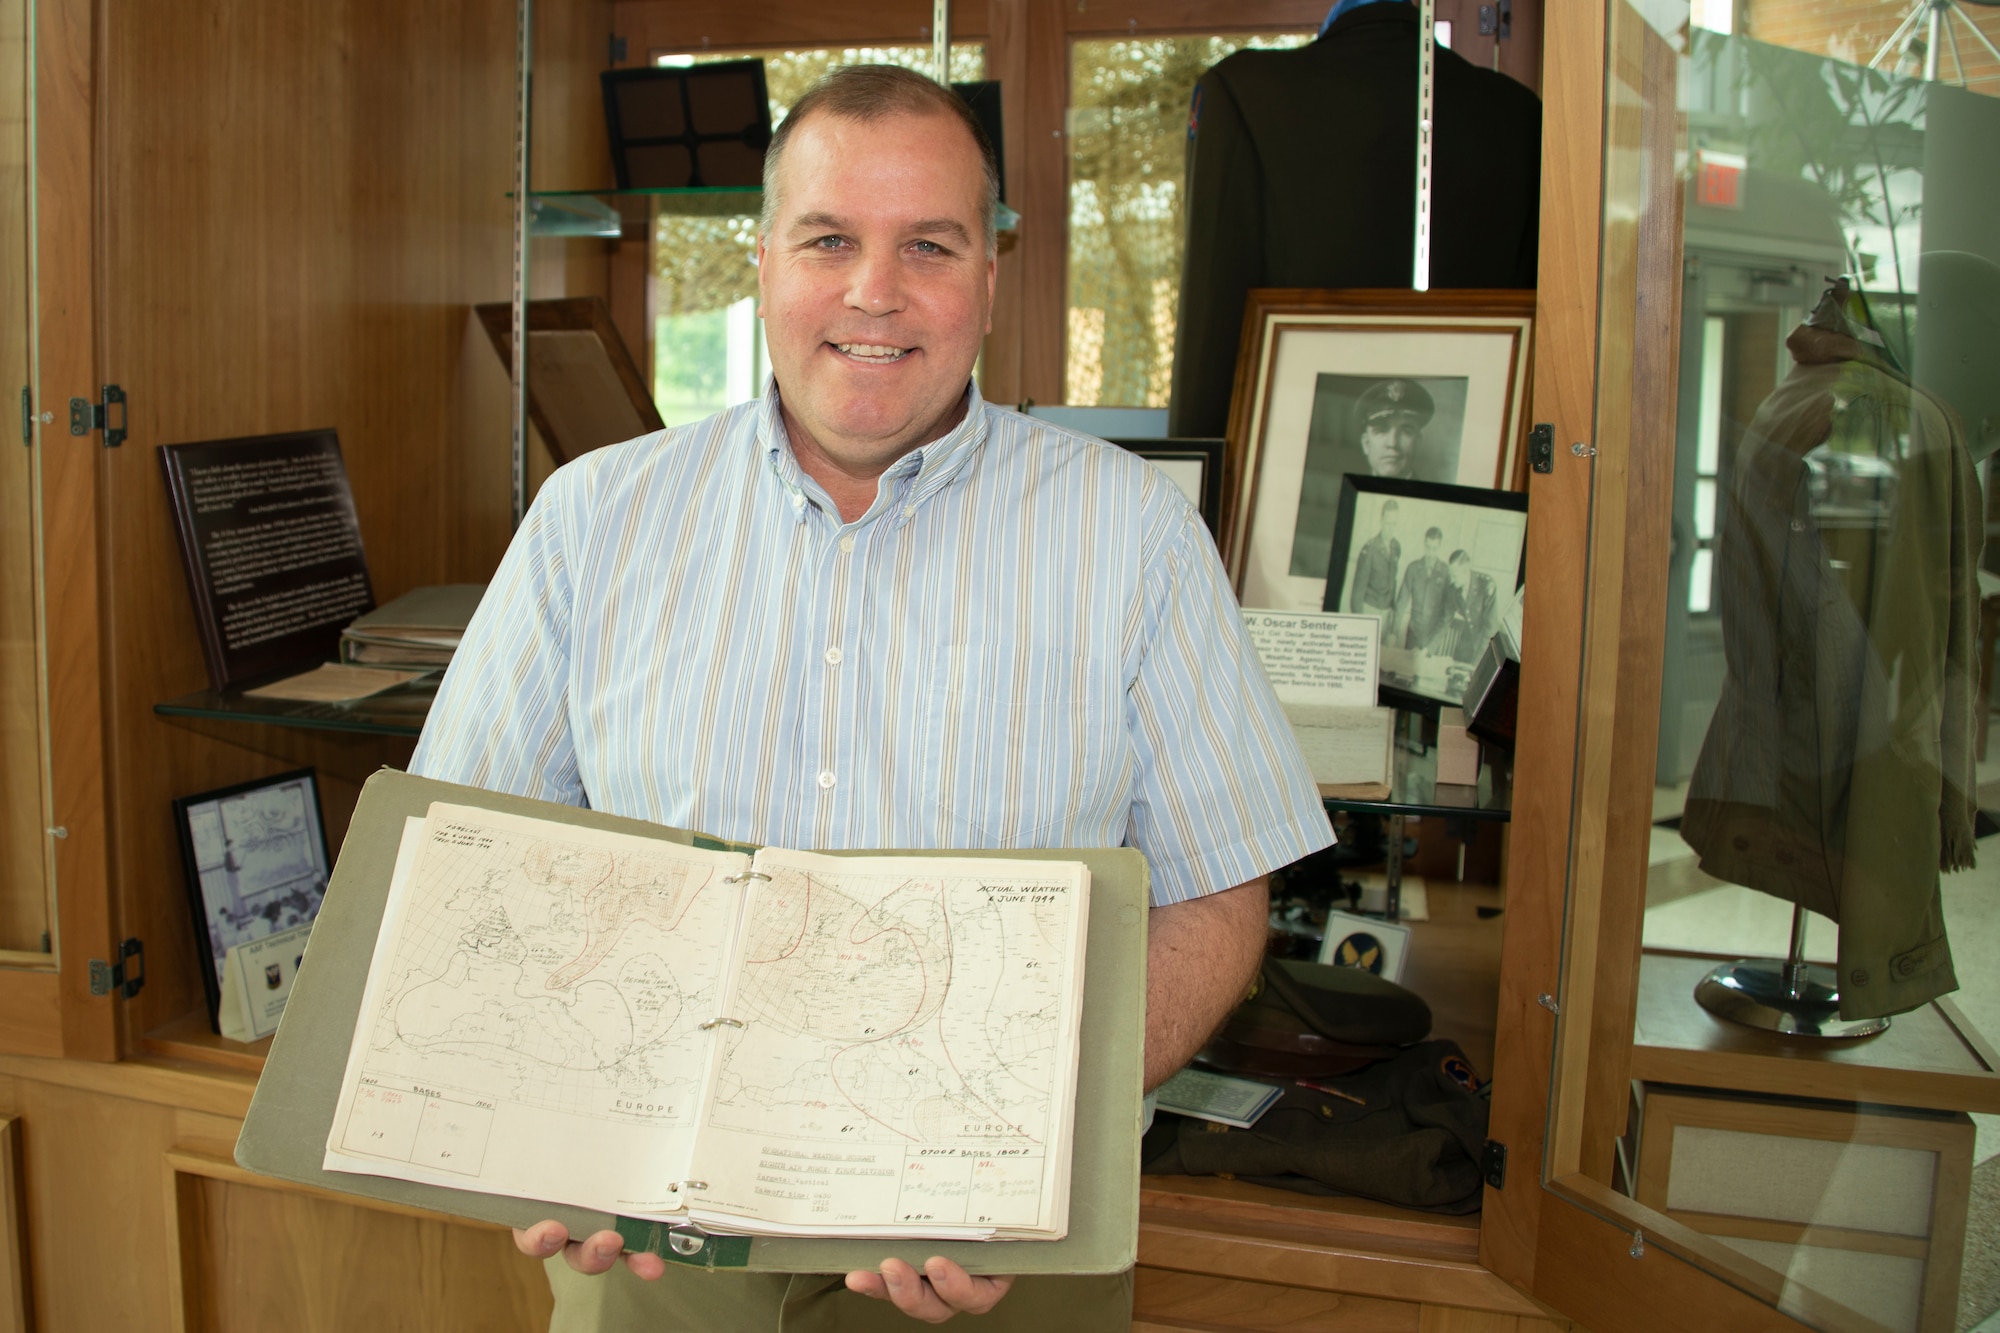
xmin=412 ymin=64 xmax=1331 ymax=1330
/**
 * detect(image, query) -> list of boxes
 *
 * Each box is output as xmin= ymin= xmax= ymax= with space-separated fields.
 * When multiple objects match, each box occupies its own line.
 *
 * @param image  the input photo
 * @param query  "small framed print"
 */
xmin=172 ymin=768 xmax=331 ymax=1034
xmin=1324 ymin=475 xmax=1527 ymax=708
xmin=1111 ymin=437 xmax=1226 ymax=538
xmin=1318 ymin=910 xmax=1413 ymax=983
xmin=1221 ymin=289 xmax=1534 ymax=611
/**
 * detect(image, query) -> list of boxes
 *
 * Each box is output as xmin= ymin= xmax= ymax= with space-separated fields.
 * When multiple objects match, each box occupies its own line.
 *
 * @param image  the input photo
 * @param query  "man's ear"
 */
xmin=756 ymin=235 xmax=770 ymax=317
xmin=983 ymin=252 xmax=997 ymax=334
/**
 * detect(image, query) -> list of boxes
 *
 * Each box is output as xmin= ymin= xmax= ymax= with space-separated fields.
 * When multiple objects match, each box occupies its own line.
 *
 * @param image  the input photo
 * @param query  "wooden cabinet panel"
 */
xmin=1135 ymin=1268 xmax=1423 ymax=1331
xmin=167 ymin=1169 xmax=550 ymax=1333
xmin=0 ymin=1065 xmax=554 ymax=1333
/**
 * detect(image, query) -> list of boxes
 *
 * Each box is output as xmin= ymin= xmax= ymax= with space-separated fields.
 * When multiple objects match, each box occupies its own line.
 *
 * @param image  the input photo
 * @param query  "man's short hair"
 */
xmin=1448 ymin=549 xmax=1472 ymax=567
xmin=1380 ymin=500 xmax=1400 ymax=515
xmin=1425 ymin=526 xmax=1444 ymax=542
xmin=761 ymin=65 xmax=1001 ymax=258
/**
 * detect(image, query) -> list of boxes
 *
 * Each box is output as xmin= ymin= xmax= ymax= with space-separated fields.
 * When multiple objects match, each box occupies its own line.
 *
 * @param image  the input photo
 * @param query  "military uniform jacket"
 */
xmin=1434 ymin=570 xmax=1499 ymax=661
xmin=1166 ymin=3 xmax=1542 ymax=438
xmin=1394 ymin=557 xmax=1453 ymax=650
xmin=1680 ymin=324 xmax=1980 ymax=1020
xmin=1351 ymin=533 xmax=1401 ymax=610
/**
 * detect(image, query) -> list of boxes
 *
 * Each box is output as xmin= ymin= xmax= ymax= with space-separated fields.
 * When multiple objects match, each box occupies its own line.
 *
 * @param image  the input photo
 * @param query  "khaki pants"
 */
xmin=545 ymin=1261 xmax=1134 ymax=1332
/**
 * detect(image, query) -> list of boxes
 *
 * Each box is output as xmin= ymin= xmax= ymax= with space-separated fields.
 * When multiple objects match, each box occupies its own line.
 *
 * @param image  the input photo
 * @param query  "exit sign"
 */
xmin=1695 ymin=149 xmax=1746 ymax=209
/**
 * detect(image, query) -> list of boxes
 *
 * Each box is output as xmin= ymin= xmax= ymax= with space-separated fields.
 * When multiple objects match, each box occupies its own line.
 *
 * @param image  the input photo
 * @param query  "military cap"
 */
xmin=1352 ymin=378 xmax=1436 ymax=435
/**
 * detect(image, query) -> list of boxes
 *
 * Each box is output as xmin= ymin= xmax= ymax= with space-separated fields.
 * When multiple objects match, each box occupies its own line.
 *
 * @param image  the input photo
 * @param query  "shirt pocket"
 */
xmin=921 ymin=644 xmax=1128 ymax=848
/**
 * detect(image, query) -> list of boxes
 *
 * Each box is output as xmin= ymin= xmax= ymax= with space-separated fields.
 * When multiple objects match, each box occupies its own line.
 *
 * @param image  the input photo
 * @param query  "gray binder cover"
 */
xmin=236 ymin=768 xmax=1148 ymax=1274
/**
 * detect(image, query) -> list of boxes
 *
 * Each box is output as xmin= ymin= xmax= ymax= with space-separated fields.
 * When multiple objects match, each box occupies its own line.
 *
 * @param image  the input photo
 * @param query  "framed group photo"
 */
xmin=1219 ymin=289 xmax=1535 ymax=611
xmin=1325 ymin=475 xmax=1528 ymax=707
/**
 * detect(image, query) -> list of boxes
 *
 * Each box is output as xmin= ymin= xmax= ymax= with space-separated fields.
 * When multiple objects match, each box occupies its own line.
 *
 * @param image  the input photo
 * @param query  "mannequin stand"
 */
xmin=1693 ymin=903 xmax=1890 ymax=1039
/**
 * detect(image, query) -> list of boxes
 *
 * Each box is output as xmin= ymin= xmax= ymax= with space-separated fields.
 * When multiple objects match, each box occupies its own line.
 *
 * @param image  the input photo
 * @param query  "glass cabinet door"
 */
xmin=1 ymin=0 xmax=54 ymax=964
xmin=1 ymin=0 xmax=115 ymax=1060
xmin=1513 ymin=0 xmax=2000 ymax=1329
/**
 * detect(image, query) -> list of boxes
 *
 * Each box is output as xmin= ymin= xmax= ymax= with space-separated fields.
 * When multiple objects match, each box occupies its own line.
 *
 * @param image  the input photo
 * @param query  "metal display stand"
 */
xmin=1693 ymin=903 xmax=1891 ymax=1040
xmin=1414 ymin=0 xmax=1435 ymax=290
xmin=511 ymin=0 xmax=534 ymax=529
xmin=1319 ymin=713 xmax=1512 ymax=922
xmin=1870 ymin=0 xmax=2000 ymax=86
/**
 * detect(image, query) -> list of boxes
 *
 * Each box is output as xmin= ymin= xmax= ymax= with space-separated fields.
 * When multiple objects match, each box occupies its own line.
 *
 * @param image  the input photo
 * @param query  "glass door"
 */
xmin=1514 ymin=0 xmax=2000 ymax=1329
xmin=0 ymin=0 xmax=55 ymax=964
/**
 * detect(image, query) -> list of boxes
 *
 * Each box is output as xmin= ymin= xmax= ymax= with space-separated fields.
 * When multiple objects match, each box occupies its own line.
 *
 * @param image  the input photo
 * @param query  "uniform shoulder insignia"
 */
xmin=1440 ymin=1054 xmax=1480 ymax=1092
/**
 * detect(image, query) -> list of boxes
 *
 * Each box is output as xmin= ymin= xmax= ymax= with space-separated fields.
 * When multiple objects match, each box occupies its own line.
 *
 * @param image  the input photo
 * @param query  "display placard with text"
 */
xmin=159 ymin=429 xmax=375 ymax=690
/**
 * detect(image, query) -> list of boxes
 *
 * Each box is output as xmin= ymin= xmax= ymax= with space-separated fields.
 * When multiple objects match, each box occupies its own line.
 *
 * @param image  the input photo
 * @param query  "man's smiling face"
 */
xmin=757 ymin=108 xmax=996 ymax=489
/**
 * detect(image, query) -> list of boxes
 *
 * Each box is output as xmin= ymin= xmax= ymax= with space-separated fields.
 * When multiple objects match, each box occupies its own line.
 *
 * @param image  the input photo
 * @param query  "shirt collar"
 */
xmin=755 ymin=377 xmax=993 ymax=525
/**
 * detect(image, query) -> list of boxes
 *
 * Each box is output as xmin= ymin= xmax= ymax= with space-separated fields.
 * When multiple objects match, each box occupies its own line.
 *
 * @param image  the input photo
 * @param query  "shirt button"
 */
xmin=817 ymin=771 xmax=836 ymax=790
xmin=839 ymin=535 xmax=856 ymax=554
xmin=824 ymin=647 xmax=843 ymax=665
xmin=903 ymin=504 xmax=917 ymax=518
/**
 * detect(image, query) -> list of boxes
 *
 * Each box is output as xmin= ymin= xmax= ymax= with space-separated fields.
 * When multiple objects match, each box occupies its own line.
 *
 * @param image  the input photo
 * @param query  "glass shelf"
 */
xmin=1321 ymin=725 xmax=1512 ymax=822
xmin=154 ymin=675 xmax=437 ymax=739
xmin=519 ymin=188 xmax=1018 ymax=237
xmin=517 ymin=185 xmax=764 ymax=235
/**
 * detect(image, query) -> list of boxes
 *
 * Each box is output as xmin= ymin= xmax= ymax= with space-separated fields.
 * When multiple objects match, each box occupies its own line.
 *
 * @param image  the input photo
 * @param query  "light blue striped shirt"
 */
xmin=410 ymin=381 xmax=1332 ymax=905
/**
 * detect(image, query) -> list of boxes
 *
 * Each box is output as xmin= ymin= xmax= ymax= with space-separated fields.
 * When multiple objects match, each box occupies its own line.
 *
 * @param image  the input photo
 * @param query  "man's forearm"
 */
xmin=1142 ymin=876 xmax=1269 ymax=1090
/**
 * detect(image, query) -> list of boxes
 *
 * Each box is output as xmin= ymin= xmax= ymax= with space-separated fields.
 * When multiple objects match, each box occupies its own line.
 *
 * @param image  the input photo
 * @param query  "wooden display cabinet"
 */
xmin=1 ymin=0 xmax=1960 ymax=1328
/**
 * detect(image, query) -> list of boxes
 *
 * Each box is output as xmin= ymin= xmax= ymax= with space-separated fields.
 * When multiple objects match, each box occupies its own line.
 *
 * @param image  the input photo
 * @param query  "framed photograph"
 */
xmin=172 ymin=768 xmax=332 ymax=1034
xmin=1317 ymin=909 xmax=1413 ymax=984
xmin=1220 ymin=289 xmax=1535 ymax=611
xmin=1325 ymin=475 xmax=1528 ymax=707
xmin=1110 ymin=437 xmax=1225 ymax=537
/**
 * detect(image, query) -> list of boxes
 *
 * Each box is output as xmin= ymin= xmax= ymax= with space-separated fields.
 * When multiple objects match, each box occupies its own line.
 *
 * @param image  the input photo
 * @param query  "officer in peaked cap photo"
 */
xmin=1351 ymin=377 xmax=1435 ymax=480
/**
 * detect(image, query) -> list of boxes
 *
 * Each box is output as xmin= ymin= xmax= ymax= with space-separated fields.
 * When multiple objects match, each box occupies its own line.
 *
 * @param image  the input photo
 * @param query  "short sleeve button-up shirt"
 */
xmin=410 ymin=381 xmax=1332 ymax=905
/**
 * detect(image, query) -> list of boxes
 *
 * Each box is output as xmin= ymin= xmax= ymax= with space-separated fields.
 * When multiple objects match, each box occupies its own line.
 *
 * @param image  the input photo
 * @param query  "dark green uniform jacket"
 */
xmin=1681 ymin=323 xmax=1981 ymax=1020
xmin=1166 ymin=3 xmax=1542 ymax=439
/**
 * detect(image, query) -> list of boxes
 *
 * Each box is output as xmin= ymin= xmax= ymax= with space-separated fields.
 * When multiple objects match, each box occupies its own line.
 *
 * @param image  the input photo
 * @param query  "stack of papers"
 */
xmin=339 ymin=584 xmax=484 ymax=669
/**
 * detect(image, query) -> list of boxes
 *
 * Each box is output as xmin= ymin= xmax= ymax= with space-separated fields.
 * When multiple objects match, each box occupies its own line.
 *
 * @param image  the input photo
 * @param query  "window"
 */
xmin=1063 ymin=33 xmax=1311 ymax=407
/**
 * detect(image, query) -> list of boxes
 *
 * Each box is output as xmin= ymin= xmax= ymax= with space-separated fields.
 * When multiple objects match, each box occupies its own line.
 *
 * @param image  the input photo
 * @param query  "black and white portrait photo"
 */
xmin=1289 ymin=374 xmax=1469 ymax=579
xmin=1225 ymin=292 xmax=1534 ymax=613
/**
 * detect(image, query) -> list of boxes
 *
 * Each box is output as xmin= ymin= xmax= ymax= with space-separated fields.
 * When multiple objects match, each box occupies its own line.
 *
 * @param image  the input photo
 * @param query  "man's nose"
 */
xmin=846 ymin=249 xmax=907 ymax=316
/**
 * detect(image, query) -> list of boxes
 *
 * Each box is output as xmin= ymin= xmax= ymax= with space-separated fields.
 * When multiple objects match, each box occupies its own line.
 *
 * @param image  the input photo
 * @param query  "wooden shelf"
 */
xmin=137 ymin=1008 xmax=271 ymax=1075
xmin=1137 ymin=1175 xmax=1540 ymax=1315
xmin=1631 ymin=950 xmax=2000 ymax=1114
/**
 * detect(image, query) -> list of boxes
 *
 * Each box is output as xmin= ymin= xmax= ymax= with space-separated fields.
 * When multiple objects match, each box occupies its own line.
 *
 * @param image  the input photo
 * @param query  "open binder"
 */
xmin=235 ymin=769 xmax=1149 ymax=1273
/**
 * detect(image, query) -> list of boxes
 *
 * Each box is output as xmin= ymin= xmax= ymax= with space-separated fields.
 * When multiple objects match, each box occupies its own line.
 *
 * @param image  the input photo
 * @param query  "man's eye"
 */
xmin=911 ymin=240 xmax=944 ymax=255
xmin=814 ymin=235 xmax=847 ymax=250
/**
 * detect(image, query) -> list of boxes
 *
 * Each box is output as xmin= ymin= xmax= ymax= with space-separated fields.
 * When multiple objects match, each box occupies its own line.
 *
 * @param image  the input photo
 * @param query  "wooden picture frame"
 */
xmin=1221 ymin=289 xmax=1536 ymax=611
xmin=475 ymin=297 xmax=665 ymax=466
xmin=1325 ymin=475 xmax=1528 ymax=708
xmin=1109 ymin=438 xmax=1225 ymax=539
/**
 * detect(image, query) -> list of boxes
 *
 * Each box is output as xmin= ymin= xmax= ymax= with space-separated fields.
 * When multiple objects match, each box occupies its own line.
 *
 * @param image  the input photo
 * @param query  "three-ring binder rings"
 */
xmin=235 ymin=770 xmax=1149 ymax=1273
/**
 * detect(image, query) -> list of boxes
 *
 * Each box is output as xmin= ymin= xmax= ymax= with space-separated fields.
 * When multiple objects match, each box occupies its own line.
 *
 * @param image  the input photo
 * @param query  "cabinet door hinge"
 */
xmin=1529 ymin=422 xmax=1554 ymax=473
xmin=1481 ymin=1138 xmax=1507 ymax=1189
xmin=19 ymin=388 xmax=30 ymax=446
xmin=69 ymin=384 xmax=127 ymax=448
xmin=609 ymin=33 xmax=627 ymax=64
xmin=88 ymin=938 xmax=145 ymax=998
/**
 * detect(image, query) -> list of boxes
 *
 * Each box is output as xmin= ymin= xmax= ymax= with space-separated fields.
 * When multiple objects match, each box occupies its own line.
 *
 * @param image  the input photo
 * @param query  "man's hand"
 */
xmin=845 ymin=1257 xmax=1015 ymax=1323
xmin=513 ymin=1221 xmax=666 ymax=1281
